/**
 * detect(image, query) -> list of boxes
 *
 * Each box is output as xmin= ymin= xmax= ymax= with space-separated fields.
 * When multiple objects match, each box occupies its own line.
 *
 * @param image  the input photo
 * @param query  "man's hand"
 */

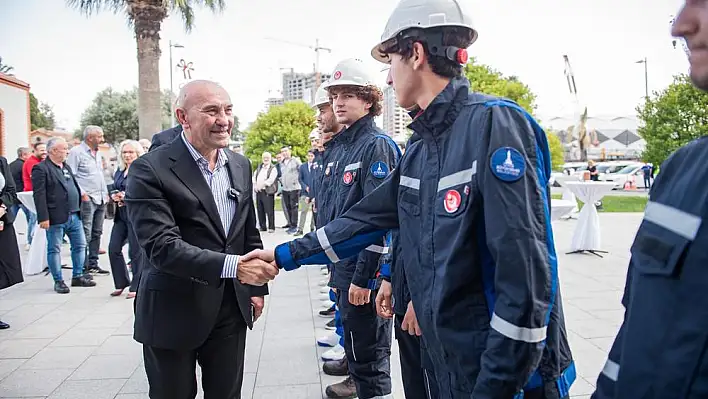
xmin=375 ymin=280 xmax=393 ymax=319
xmin=305 ymin=197 xmax=310 ymax=204
xmin=401 ymin=301 xmax=422 ymax=336
xmin=241 ymin=249 xmax=275 ymax=264
xmin=81 ymin=193 xmax=90 ymax=202
xmin=39 ymin=220 xmax=50 ymax=230
xmin=348 ymin=283 xmax=371 ymax=306
xmin=250 ymin=296 xmax=265 ymax=322
xmin=237 ymin=256 xmax=278 ymax=286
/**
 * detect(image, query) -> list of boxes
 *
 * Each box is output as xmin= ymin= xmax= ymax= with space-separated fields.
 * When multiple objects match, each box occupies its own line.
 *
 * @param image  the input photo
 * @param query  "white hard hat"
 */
xmin=371 ymin=0 xmax=478 ymax=63
xmin=312 ymin=84 xmax=330 ymax=108
xmin=321 ymin=59 xmax=375 ymax=90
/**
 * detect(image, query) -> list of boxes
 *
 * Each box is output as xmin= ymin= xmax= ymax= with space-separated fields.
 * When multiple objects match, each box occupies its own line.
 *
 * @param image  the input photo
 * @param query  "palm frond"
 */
xmin=66 ymin=0 xmax=128 ymax=16
xmin=169 ymin=0 xmax=226 ymax=32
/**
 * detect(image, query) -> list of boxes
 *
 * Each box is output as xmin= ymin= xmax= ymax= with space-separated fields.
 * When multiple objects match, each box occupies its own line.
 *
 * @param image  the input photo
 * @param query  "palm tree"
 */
xmin=0 ymin=57 xmax=14 ymax=75
xmin=67 ymin=0 xmax=226 ymax=139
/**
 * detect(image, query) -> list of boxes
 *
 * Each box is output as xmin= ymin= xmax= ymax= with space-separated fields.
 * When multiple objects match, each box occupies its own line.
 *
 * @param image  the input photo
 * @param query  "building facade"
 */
xmin=282 ymin=72 xmax=332 ymax=103
xmin=0 ymin=73 xmax=30 ymax=158
xmin=382 ymin=85 xmax=411 ymax=143
xmin=545 ymin=115 xmax=645 ymax=161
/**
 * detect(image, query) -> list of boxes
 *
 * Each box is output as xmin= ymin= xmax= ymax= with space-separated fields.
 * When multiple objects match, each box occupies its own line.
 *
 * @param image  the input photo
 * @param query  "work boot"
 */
xmin=325 ymin=376 xmax=357 ymax=398
xmin=72 ymin=276 xmax=97 ymax=287
xmin=323 ymin=357 xmax=349 ymax=376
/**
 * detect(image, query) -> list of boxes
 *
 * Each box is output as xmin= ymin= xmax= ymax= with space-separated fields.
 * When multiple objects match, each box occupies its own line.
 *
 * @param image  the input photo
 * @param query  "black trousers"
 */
xmin=394 ymin=314 xmax=439 ymax=399
xmin=255 ymin=191 xmax=275 ymax=230
xmin=143 ymin=283 xmax=247 ymax=399
xmin=281 ymin=190 xmax=299 ymax=228
xmin=108 ymin=214 xmax=143 ymax=291
xmin=337 ymin=289 xmax=392 ymax=398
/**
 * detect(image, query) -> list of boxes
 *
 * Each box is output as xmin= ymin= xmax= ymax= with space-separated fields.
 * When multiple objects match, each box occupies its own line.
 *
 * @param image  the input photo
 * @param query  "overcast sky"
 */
xmin=1 ymin=0 xmax=688 ymax=131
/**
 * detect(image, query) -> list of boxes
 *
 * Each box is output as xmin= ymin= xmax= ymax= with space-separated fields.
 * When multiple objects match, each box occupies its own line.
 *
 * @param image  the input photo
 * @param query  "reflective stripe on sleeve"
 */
xmin=400 ymin=176 xmax=420 ymax=190
xmin=316 ymin=228 xmax=340 ymax=263
xmin=437 ymin=162 xmax=477 ymax=192
xmin=490 ymin=313 xmax=547 ymax=343
xmin=601 ymin=359 xmax=619 ymax=382
xmin=644 ymin=201 xmax=702 ymax=240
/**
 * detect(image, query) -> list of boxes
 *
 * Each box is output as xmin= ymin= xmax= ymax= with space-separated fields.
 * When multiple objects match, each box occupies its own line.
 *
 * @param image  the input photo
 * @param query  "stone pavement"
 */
xmin=0 ymin=211 xmax=643 ymax=398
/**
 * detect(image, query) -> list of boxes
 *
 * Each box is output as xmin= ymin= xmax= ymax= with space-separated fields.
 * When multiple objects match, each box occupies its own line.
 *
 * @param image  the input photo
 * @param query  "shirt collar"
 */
xmin=181 ymin=132 xmax=228 ymax=169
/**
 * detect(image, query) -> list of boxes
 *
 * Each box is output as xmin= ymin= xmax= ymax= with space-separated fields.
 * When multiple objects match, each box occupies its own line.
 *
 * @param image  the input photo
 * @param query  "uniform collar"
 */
xmin=408 ymin=76 xmax=470 ymax=138
xmin=332 ymin=114 xmax=375 ymax=145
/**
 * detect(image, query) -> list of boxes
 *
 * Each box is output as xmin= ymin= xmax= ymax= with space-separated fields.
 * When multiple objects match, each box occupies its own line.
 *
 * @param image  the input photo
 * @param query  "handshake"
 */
xmin=236 ymin=249 xmax=279 ymax=286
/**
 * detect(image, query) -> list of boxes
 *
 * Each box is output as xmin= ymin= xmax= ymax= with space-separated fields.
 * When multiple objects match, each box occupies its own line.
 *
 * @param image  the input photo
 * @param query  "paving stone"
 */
xmin=46 ymin=378 xmax=126 ymax=399
xmin=0 ymin=368 xmax=74 ymax=397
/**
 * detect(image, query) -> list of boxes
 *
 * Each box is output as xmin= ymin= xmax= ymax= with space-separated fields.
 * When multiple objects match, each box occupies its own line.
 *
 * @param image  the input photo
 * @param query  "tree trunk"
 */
xmin=133 ymin=3 xmax=165 ymax=140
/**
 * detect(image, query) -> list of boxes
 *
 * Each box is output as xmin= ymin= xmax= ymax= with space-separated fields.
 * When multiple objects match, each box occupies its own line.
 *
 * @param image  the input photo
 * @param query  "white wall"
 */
xmin=0 ymin=82 xmax=29 ymax=158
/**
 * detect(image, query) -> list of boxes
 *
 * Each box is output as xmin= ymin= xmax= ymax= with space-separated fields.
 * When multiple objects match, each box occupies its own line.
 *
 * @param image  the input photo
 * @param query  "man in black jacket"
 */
xmin=149 ymin=125 xmax=182 ymax=151
xmin=9 ymin=147 xmax=31 ymax=243
xmin=32 ymin=138 xmax=96 ymax=294
xmin=126 ymin=80 xmax=278 ymax=398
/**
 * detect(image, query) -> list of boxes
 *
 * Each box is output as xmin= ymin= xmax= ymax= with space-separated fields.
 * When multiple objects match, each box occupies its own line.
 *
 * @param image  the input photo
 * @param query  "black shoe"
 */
xmin=0 ymin=321 xmax=9 ymax=330
xmin=325 ymin=376 xmax=357 ymax=398
xmin=325 ymin=319 xmax=336 ymax=330
xmin=71 ymin=276 xmax=97 ymax=287
xmin=323 ymin=358 xmax=349 ymax=376
xmin=319 ymin=306 xmax=336 ymax=318
xmin=88 ymin=266 xmax=109 ymax=275
xmin=259 ymin=228 xmax=267 ymax=232
xmin=294 ymin=229 xmax=303 ymax=236
xmin=280 ymin=225 xmax=289 ymax=229
xmin=82 ymin=273 xmax=94 ymax=280
xmin=54 ymin=281 xmax=70 ymax=294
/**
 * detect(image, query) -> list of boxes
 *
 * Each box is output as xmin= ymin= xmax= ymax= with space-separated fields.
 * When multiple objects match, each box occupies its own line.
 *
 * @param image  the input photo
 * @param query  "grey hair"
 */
xmin=117 ymin=140 xmax=144 ymax=171
xmin=16 ymin=147 xmax=29 ymax=157
xmin=262 ymin=151 xmax=272 ymax=158
xmin=46 ymin=137 xmax=66 ymax=152
xmin=83 ymin=125 xmax=104 ymax=140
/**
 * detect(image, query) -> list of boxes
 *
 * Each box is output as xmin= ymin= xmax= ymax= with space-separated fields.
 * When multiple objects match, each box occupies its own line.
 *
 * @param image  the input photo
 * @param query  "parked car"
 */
xmin=600 ymin=164 xmax=647 ymax=189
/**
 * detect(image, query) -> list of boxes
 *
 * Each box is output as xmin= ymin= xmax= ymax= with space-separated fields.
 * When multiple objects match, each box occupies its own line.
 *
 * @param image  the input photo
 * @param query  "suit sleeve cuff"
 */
xmin=221 ymin=255 xmax=239 ymax=278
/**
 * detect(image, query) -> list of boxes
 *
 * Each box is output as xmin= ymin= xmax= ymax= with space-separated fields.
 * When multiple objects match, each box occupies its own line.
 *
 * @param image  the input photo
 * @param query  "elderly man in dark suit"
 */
xmin=149 ymin=125 xmax=182 ymax=151
xmin=126 ymin=79 xmax=279 ymax=399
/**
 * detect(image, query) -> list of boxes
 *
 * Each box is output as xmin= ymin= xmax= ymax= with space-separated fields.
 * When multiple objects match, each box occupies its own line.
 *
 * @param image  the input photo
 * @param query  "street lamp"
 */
xmin=635 ymin=57 xmax=649 ymax=100
xmin=169 ymin=40 xmax=184 ymax=126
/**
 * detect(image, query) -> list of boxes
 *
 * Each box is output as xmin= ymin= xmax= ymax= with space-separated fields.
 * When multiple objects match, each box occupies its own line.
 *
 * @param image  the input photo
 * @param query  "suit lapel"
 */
xmin=225 ymin=152 xmax=244 ymax=239
xmin=169 ymin=140 xmax=226 ymax=240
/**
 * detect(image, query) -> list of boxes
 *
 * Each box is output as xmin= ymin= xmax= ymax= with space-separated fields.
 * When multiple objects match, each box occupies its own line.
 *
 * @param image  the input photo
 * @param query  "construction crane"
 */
xmin=562 ymin=55 xmax=592 ymax=161
xmin=263 ymin=37 xmax=332 ymax=88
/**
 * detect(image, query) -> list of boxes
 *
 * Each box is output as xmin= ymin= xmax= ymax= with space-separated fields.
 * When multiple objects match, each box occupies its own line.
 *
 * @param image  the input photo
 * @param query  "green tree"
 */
xmin=243 ymin=101 xmax=315 ymax=167
xmin=464 ymin=57 xmax=537 ymax=114
xmin=637 ymin=74 xmax=708 ymax=166
xmin=546 ymin=131 xmax=564 ymax=171
xmin=80 ymin=87 xmax=172 ymax=144
xmin=67 ymin=0 xmax=226 ymax=140
xmin=29 ymin=93 xmax=56 ymax=130
xmin=0 ymin=56 xmax=13 ymax=75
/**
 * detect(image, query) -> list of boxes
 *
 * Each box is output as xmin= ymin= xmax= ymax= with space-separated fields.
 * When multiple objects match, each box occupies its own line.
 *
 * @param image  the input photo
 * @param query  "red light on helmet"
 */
xmin=456 ymin=49 xmax=468 ymax=64
xmin=334 ymin=71 xmax=342 ymax=80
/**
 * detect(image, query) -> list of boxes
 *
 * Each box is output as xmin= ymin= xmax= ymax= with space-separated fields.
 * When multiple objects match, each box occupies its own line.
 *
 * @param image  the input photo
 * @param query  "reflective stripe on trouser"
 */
xmin=336 ymin=290 xmax=393 ymax=398
xmin=394 ymin=314 xmax=439 ymax=399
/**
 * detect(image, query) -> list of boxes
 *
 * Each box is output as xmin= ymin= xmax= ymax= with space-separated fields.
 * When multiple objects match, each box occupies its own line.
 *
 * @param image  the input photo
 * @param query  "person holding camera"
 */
xmin=108 ymin=139 xmax=144 ymax=299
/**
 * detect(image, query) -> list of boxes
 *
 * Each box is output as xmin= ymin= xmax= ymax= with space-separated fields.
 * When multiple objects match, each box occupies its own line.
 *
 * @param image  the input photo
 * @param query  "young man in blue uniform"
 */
xmin=245 ymin=1 xmax=575 ymax=397
xmin=592 ymin=2 xmax=708 ymax=398
xmin=312 ymin=61 xmax=400 ymax=399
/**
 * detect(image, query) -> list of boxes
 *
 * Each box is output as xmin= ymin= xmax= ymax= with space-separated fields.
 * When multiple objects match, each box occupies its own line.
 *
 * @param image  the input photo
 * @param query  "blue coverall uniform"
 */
xmin=311 ymin=114 xmax=400 ymax=398
xmin=274 ymin=77 xmax=576 ymax=399
xmin=592 ymin=136 xmax=708 ymax=398
xmin=380 ymin=232 xmax=439 ymax=399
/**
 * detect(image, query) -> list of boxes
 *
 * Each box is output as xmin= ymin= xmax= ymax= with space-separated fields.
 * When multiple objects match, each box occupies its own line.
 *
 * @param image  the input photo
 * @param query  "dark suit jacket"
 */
xmin=149 ymin=125 xmax=182 ymax=151
xmin=126 ymin=137 xmax=268 ymax=350
xmin=298 ymin=162 xmax=313 ymax=198
xmin=31 ymin=159 xmax=82 ymax=226
xmin=9 ymin=158 xmax=24 ymax=192
xmin=0 ymin=157 xmax=18 ymax=224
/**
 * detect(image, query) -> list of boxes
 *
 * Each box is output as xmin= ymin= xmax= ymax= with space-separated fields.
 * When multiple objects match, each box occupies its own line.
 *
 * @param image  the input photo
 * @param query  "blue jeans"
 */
xmin=46 ymin=213 xmax=86 ymax=282
xmin=11 ymin=204 xmax=35 ymax=244
xmin=330 ymin=289 xmax=345 ymax=346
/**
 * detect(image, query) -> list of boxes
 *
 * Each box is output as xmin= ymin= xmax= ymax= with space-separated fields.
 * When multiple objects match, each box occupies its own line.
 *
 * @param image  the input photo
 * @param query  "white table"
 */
xmin=16 ymin=192 xmax=48 ymax=275
xmin=551 ymin=199 xmax=577 ymax=221
xmin=554 ymin=175 xmax=582 ymax=219
xmin=562 ymin=181 xmax=616 ymax=257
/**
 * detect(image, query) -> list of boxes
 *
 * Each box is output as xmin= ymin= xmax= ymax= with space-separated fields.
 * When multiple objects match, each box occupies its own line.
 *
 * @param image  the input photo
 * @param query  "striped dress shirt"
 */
xmin=181 ymin=133 xmax=240 ymax=278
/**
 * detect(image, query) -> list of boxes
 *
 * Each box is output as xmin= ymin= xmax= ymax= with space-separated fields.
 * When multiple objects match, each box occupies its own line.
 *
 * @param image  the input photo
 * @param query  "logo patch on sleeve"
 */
xmin=490 ymin=147 xmax=525 ymax=182
xmin=370 ymin=161 xmax=389 ymax=179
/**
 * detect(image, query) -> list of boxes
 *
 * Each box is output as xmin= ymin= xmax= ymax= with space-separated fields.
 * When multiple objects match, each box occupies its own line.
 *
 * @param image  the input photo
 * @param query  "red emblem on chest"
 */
xmin=444 ymin=189 xmax=462 ymax=213
xmin=343 ymin=171 xmax=353 ymax=184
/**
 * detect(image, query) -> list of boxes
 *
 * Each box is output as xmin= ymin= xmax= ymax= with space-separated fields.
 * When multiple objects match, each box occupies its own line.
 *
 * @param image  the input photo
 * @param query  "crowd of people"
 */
xmin=1 ymin=0 xmax=707 ymax=398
